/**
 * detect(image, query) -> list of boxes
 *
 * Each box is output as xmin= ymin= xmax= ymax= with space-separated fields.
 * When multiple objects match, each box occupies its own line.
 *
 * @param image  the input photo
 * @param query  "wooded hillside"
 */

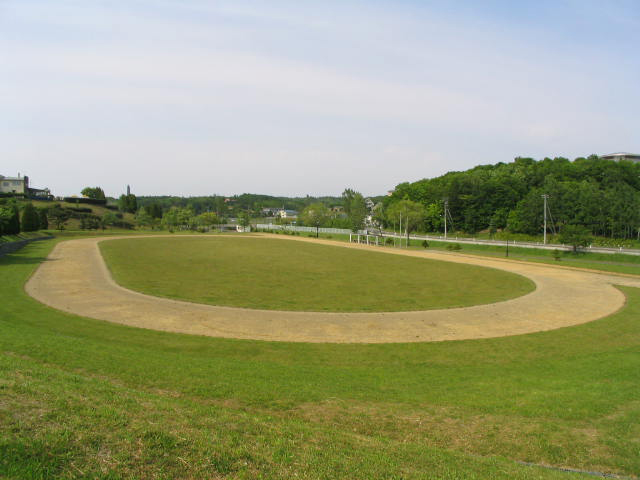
xmin=386 ymin=155 xmax=640 ymax=238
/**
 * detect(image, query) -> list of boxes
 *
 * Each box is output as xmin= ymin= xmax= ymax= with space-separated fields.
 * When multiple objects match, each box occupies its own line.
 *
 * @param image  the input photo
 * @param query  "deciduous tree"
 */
xmin=196 ymin=212 xmax=220 ymax=230
xmin=81 ymin=187 xmax=106 ymax=200
xmin=118 ymin=194 xmax=138 ymax=213
xmin=135 ymin=207 xmax=155 ymax=229
xmin=386 ymin=199 xmax=425 ymax=244
xmin=342 ymin=188 xmax=367 ymax=232
xmin=559 ymin=224 xmax=593 ymax=252
xmin=300 ymin=203 xmax=330 ymax=238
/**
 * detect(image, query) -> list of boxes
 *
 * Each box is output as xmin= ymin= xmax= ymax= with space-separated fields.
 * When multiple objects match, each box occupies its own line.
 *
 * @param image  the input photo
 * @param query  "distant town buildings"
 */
xmin=601 ymin=152 xmax=640 ymax=163
xmin=260 ymin=207 xmax=299 ymax=219
xmin=277 ymin=208 xmax=298 ymax=219
xmin=0 ymin=174 xmax=52 ymax=199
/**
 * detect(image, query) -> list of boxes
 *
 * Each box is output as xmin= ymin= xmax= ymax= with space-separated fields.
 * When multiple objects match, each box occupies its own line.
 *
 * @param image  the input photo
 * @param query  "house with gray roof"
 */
xmin=601 ymin=152 xmax=640 ymax=163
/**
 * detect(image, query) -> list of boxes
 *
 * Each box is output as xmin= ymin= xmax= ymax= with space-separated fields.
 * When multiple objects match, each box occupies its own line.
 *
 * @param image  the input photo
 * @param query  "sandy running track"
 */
xmin=25 ymin=234 xmax=640 ymax=343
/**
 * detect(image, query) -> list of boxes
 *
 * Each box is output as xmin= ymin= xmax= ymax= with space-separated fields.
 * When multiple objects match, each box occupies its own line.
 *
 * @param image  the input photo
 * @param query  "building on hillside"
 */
xmin=277 ymin=208 xmax=298 ymax=219
xmin=601 ymin=152 xmax=640 ymax=163
xmin=0 ymin=174 xmax=28 ymax=195
xmin=261 ymin=207 xmax=281 ymax=217
xmin=0 ymin=174 xmax=52 ymax=199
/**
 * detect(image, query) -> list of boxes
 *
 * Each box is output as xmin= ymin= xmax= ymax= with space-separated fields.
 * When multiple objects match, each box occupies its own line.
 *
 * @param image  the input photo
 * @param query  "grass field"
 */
xmin=99 ymin=236 xmax=534 ymax=312
xmin=2 ymin=237 xmax=640 ymax=479
xmin=293 ymin=231 xmax=640 ymax=276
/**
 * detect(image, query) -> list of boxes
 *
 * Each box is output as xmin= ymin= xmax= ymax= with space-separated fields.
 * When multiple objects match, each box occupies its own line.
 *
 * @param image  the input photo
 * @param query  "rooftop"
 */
xmin=602 ymin=152 xmax=640 ymax=157
xmin=0 ymin=175 xmax=26 ymax=181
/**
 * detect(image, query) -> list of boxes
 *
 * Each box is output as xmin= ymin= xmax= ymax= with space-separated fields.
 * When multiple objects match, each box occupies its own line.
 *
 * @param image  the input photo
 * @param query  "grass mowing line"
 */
xmin=98 ymin=235 xmax=535 ymax=312
xmin=3 ymin=236 xmax=640 ymax=478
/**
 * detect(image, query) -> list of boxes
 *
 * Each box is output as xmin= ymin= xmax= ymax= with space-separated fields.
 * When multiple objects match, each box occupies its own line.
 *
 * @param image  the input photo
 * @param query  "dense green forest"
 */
xmin=385 ymin=155 xmax=640 ymax=239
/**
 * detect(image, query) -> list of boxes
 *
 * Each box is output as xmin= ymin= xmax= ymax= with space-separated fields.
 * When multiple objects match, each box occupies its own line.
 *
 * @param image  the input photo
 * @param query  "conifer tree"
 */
xmin=39 ymin=208 xmax=49 ymax=229
xmin=21 ymin=203 xmax=40 ymax=232
xmin=7 ymin=204 xmax=20 ymax=234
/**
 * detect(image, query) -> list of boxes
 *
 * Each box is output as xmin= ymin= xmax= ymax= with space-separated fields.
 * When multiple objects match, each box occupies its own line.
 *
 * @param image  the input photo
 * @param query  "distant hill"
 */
xmin=137 ymin=193 xmax=384 ymax=216
xmin=385 ymin=155 xmax=640 ymax=239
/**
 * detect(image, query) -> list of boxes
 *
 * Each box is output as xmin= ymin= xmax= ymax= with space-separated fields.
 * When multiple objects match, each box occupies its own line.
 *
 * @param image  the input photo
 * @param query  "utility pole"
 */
xmin=444 ymin=200 xmax=448 ymax=239
xmin=399 ymin=212 xmax=403 ymax=248
xmin=542 ymin=194 xmax=549 ymax=245
xmin=405 ymin=207 xmax=409 ymax=247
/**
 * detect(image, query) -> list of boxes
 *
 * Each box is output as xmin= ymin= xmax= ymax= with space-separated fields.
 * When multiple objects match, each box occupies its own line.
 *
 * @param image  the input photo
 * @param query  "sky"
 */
xmin=1 ymin=0 xmax=639 ymax=198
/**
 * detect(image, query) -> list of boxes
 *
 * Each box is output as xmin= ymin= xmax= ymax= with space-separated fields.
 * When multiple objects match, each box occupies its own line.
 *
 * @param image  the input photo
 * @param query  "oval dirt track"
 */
xmin=25 ymin=234 xmax=640 ymax=343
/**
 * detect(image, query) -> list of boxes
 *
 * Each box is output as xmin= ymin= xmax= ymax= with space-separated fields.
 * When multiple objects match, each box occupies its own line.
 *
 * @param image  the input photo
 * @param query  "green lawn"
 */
xmin=1 ymin=237 xmax=639 ymax=479
xmin=300 ymin=231 xmax=640 ymax=276
xmin=99 ymin=236 xmax=534 ymax=312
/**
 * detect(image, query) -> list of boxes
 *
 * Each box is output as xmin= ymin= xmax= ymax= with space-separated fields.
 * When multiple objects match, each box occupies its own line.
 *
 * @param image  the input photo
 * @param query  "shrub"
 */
xmin=385 ymin=237 xmax=394 ymax=245
xmin=421 ymin=240 xmax=429 ymax=249
xmin=446 ymin=243 xmax=462 ymax=251
xmin=552 ymin=249 xmax=562 ymax=261
xmin=63 ymin=197 xmax=107 ymax=205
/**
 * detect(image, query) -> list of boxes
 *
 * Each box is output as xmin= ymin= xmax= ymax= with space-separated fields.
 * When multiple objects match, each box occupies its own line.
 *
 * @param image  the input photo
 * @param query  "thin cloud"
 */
xmin=1 ymin=0 xmax=638 ymax=197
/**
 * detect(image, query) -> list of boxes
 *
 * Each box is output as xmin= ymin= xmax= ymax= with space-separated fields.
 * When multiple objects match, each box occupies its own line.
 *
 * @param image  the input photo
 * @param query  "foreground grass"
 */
xmin=1 ymin=238 xmax=639 ymax=479
xmin=99 ymin=236 xmax=534 ymax=312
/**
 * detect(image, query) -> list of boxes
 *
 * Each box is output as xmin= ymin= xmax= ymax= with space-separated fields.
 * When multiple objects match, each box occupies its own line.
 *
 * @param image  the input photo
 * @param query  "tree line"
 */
xmin=136 ymin=193 xmax=385 ymax=218
xmin=384 ymin=155 xmax=640 ymax=239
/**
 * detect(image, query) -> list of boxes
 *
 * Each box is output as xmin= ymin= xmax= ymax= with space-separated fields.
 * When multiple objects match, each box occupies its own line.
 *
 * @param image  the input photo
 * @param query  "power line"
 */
xmin=443 ymin=199 xmax=454 ymax=238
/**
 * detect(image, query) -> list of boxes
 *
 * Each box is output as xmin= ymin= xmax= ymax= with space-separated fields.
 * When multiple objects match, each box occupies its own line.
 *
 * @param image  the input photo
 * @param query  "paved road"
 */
xmin=24 ymin=234 xmax=640 ymax=343
xmin=363 ymin=231 xmax=640 ymax=256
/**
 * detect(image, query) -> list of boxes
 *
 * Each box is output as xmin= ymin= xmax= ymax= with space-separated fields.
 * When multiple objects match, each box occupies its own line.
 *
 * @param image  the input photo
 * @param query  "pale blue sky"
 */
xmin=1 ymin=0 xmax=638 ymax=197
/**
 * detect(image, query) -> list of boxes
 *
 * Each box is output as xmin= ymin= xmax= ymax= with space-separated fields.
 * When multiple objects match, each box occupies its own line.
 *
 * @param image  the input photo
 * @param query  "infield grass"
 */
xmin=98 ymin=236 xmax=534 ymax=312
xmin=1 ymin=237 xmax=639 ymax=479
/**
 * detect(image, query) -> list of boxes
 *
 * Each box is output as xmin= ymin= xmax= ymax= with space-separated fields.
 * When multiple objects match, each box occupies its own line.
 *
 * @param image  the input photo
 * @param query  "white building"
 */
xmin=277 ymin=209 xmax=298 ymax=219
xmin=601 ymin=152 xmax=640 ymax=163
xmin=0 ymin=174 xmax=52 ymax=198
xmin=0 ymin=174 xmax=29 ymax=194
